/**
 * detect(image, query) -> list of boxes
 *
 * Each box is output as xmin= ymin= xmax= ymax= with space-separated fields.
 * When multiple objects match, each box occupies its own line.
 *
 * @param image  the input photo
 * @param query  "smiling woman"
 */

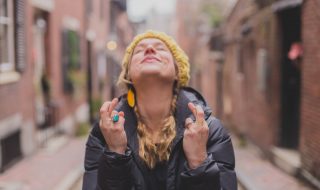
xmin=83 ymin=30 xmax=237 ymax=190
xmin=129 ymin=38 xmax=177 ymax=85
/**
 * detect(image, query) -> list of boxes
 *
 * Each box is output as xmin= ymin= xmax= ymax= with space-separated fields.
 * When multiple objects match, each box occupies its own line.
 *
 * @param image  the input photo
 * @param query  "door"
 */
xmin=87 ymin=40 xmax=94 ymax=123
xmin=279 ymin=7 xmax=302 ymax=149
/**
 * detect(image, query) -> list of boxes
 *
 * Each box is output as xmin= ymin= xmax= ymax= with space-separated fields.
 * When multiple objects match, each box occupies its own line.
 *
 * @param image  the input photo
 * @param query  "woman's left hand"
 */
xmin=183 ymin=102 xmax=209 ymax=169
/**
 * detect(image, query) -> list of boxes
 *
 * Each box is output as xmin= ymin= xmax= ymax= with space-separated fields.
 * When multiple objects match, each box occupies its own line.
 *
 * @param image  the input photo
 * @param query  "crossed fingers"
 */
xmin=185 ymin=102 xmax=206 ymax=129
xmin=99 ymin=98 xmax=124 ymax=127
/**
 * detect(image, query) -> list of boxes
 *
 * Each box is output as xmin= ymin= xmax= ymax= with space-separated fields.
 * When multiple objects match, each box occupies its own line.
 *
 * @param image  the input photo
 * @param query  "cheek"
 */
xmin=128 ymin=63 xmax=136 ymax=79
xmin=130 ymin=55 xmax=139 ymax=67
xmin=161 ymin=53 xmax=175 ymax=66
xmin=170 ymin=64 xmax=178 ymax=77
xmin=129 ymin=56 xmax=141 ymax=72
xmin=165 ymin=60 xmax=177 ymax=78
xmin=166 ymin=56 xmax=176 ymax=74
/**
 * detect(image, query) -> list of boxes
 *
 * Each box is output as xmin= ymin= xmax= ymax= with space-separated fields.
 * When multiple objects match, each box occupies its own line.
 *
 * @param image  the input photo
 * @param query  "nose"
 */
xmin=144 ymin=45 xmax=156 ymax=55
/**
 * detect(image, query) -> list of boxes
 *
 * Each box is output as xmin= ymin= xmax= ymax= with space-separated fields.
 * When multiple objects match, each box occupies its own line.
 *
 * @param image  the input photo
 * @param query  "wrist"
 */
xmin=108 ymin=146 xmax=126 ymax=155
xmin=187 ymin=153 xmax=207 ymax=169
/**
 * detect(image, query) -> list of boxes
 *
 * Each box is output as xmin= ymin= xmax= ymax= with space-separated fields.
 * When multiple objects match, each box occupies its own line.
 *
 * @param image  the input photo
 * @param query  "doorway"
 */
xmin=86 ymin=40 xmax=94 ymax=123
xmin=279 ymin=7 xmax=302 ymax=149
xmin=33 ymin=11 xmax=52 ymax=129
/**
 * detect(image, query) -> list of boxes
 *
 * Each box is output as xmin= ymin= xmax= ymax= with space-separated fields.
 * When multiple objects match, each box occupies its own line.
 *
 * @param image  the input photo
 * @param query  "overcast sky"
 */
xmin=127 ymin=0 xmax=176 ymax=22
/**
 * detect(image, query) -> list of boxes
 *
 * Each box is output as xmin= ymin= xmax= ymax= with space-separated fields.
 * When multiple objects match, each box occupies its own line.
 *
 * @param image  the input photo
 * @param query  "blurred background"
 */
xmin=0 ymin=0 xmax=319 ymax=189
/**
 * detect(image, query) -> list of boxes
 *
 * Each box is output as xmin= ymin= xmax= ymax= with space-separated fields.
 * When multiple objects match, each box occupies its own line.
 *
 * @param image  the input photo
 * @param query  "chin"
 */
xmin=130 ymin=65 xmax=176 ymax=83
xmin=136 ymin=73 xmax=175 ymax=84
xmin=140 ymin=66 xmax=163 ymax=74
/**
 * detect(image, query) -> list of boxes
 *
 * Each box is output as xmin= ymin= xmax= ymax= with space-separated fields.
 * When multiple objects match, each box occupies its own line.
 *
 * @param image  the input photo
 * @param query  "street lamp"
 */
xmin=106 ymin=40 xmax=117 ymax=51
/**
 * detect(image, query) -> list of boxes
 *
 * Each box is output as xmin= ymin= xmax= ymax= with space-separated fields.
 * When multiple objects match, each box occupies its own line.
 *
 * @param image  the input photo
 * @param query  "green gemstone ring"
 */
xmin=112 ymin=114 xmax=119 ymax=123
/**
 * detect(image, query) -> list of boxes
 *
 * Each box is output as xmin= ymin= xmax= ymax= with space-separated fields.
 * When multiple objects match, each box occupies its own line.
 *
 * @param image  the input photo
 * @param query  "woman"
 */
xmin=83 ymin=30 xmax=237 ymax=190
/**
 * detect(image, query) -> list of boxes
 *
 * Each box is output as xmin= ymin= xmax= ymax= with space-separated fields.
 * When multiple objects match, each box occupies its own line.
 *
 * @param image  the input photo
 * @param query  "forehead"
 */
xmin=135 ymin=38 xmax=167 ymax=47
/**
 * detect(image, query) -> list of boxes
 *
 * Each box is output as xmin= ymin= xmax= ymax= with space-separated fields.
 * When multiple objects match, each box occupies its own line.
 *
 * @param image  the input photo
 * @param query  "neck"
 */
xmin=135 ymin=82 xmax=174 ymax=134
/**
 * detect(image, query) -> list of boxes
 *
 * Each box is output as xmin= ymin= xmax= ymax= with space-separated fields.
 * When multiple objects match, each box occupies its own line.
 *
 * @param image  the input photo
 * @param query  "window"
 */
xmin=0 ymin=0 xmax=15 ymax=73
xmin=86 ymin=0 xmax=93 ymax=16
xmin=100 ymin=0 xmax=104 ymax=20
xmin=0 ymin=130 xmax=22 ymax=172
xmin=61 ymin=29 xmax=82 ymax=94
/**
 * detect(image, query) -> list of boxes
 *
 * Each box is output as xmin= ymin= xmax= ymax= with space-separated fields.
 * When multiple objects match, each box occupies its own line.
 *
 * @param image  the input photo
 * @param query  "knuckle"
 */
xmin=199 ymin=128 xmax=208 ymax=135
xmin=198 ymin=111 xmax=204 ymax=117
xmin=100 ymin=102 xmax=111 ymax=111
xmin=109 ymin=128 xmax=116 ymax=133
xmin=188 ymin=131 xmax=196 ymax=137
xmin=203 ymin=126 xmax=209 ymax=133
xmin=99 ymin=125 xmax=108 ymax=132
xmin=103 ymin=101 xmax=112 ymax=106
xmin=111 ymin=127 xmax=121 ymax=133
xmin=99 ymin=107 xmax=106 ymax=114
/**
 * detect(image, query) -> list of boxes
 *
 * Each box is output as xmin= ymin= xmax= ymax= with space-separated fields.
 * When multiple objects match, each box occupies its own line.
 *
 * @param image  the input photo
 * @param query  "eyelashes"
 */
xmin=134 ymin=46 xmax=167 ymax=54
xmin=134 ymin=49 xmax=143 ymax=54
xmin=156 ymin=47 xmax=166 ymax=51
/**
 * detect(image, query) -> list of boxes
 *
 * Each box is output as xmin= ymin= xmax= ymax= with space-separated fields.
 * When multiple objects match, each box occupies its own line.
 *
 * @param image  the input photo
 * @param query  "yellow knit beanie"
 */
xmin=118 ymin=30 xmax=190 ymax=88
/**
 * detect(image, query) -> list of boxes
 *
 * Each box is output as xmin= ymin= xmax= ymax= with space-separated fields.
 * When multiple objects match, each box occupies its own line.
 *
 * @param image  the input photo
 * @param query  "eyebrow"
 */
xmin=135 ymin=42 xmax=166 ymax=49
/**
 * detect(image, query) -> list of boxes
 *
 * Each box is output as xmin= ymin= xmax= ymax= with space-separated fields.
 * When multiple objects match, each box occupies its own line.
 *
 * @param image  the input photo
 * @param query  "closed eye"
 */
xmin=134 ymin=49 xmax=143 ymax=54
xmin=156 ymin=47 xmax=166 ymax=51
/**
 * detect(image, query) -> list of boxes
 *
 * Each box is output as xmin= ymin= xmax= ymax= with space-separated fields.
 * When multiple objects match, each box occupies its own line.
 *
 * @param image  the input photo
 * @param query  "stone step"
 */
xmin=271 ymin=147 xmax=301 ymax=176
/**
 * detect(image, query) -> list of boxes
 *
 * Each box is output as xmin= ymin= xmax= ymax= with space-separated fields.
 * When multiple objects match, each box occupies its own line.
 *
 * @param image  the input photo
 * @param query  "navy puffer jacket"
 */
xmin=83 ymin=87 xmax=237 ymax=190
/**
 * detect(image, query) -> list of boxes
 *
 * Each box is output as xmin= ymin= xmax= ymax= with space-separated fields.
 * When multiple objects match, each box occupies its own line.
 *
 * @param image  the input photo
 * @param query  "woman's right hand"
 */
xmin=99 ymin=98 xmax=127 ymax=154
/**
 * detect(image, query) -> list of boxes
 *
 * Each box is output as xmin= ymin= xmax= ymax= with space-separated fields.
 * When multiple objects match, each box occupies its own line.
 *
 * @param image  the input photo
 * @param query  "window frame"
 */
xmin=0 ymin=0 xmax=15 ymax=73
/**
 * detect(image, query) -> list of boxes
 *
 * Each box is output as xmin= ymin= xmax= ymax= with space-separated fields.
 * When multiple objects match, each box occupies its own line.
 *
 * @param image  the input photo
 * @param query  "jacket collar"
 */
xmin=116 ymin=87 xmax=212 ymax=155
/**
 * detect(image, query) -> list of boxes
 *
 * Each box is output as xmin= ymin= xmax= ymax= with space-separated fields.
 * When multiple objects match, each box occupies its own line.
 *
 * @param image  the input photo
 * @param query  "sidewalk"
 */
xmin=232 ymin=135 xmax=314 ymax=190
xmin=0 ymin=132 xmax=314 ymax=190
xmin=0 ymin=135 xmax=86 ymax=190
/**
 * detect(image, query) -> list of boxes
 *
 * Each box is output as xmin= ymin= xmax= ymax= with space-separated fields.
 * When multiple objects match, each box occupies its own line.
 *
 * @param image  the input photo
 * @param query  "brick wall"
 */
xmin=0 ymin=1 xmax=42 ymax=162
xmin=224 ymin=0 xmax=320 ymax=182
xmin=48 ymin=0 xmax=87 ymax=120
xmin=223 ymin=0 xmax=281 ymax=151
xmin=300 ymin=0 xmax=320 ymax=180
xmin=87 ymin=0 xmax=110 ymax=101
xmin=200 ymin=50 xmax=218 ymax=115
xmin=0 ymin=2 xmax=34 ymax=123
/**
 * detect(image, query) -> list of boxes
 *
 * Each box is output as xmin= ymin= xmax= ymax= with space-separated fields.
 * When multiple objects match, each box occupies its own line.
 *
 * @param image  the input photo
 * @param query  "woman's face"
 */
xmin=128 ymin=38 xmax=177 ymax=85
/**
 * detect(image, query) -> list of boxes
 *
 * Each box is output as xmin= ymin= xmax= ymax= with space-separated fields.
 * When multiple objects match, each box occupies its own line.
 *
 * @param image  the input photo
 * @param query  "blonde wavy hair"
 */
xmin=117 ymin=30 xmax=190 ymax=168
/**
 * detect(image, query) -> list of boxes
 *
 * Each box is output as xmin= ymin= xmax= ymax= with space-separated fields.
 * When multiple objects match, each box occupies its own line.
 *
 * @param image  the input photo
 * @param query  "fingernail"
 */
xmin=119 ymin=111 xmax=124 ymax=117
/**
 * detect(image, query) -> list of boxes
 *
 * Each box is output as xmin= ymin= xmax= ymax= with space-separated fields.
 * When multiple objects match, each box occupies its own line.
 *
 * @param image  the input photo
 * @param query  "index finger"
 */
xmin=187 ymin=102 xmax=197 ymax=118
xmin=100 ymin=101 xmax=112 ymax=120
xmin=187 ymin=102 xmax=205 ymax=125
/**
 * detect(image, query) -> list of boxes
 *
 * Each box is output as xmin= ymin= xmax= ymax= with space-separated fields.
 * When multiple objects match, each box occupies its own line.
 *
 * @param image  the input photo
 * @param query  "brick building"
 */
xmin=175 ymin=0 xmax=236 ymax=116
xmin=105 ymin=0 xmax=134 ymax=99
xmin=300 ymin=0 xmax=320 ymax=185
xmin=223 ymin=0 xmax=320 ymax=187
xmin=0 ymin=0 xmax=111 ymax=172
xmin=83 ymin=0 xmax=134 ymax=122
xmin=85 ymin=0 xmax=111 ymax=122
xmin=0 ymin=0 xmax=34 ymax=172
xmin=175 ymin=0 xmax=203 ymax=89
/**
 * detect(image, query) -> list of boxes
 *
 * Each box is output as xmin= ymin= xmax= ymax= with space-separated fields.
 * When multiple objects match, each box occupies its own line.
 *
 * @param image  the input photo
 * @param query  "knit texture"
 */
xmin=118 ymin=30 xmax=190 ymax=87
